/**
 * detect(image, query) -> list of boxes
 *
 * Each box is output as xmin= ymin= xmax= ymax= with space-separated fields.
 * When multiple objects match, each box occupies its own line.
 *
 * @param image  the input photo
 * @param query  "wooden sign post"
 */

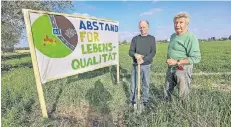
xmin=22 ymin=9 xmax=48 ymax=118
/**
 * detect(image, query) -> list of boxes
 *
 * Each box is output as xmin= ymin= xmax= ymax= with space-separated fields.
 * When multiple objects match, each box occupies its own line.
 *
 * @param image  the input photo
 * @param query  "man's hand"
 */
xmin=167 ymin=59 xmax=177 ymax=66
xmin=135 ymin=54 xmax=144 ymax=64
xmin=135 ymin=54 xmax=144 ymax=60
xmin=137 ymin=58 xmax=144 ymax=64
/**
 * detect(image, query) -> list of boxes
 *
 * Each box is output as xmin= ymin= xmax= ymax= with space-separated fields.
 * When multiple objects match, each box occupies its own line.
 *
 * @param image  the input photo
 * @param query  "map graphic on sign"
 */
xmin=31 ymin=14 xmax=78 ymax=58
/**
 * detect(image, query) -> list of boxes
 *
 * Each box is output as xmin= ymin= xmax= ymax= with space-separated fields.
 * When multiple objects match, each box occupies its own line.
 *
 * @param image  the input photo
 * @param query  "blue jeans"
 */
xmin=130 ymin=64 xmax=151 ymax=104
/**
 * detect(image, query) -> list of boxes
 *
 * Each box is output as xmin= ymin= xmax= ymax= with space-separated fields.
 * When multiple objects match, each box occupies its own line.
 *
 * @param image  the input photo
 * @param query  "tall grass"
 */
xmin=1 ymin=41 xmax=231 ymax=126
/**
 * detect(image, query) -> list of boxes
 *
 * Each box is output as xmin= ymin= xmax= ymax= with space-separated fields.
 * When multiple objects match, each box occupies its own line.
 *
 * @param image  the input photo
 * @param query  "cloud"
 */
xmin=154 ymin=25 xmax=174 ymax=40
xmin=119 ymin=31 xmax=140 ymax=41
xmin=140 ymin=8 xmax=162 ymax=16
xmin=86 ymin=5 xmax=96 ymax=10
xmin=126 ymin=3 xmax=136 ymax=9
xmin=77 ymin=2 xmax=97 ymax=10
xmin=190 ymin=28 xmax=230 ymax=39
xmin=119 ymin=26 xmax=173 ymax=41
xmin=72 ymin=12 xmax=96 ymax=18
xmin=73 ymin=12 xmax=89 ymax=17
xmin=157 ymin=25 xmax=172 ymax=29
xmin=151 ymin=0 xmax=159 ymax=4
xmin=192 ymin=28 xmax=199 ymax=33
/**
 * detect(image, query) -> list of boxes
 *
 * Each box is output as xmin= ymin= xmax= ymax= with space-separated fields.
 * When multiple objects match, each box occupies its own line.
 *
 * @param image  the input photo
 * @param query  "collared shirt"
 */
xmin=167 ymin=31 xmax=201 ymax=68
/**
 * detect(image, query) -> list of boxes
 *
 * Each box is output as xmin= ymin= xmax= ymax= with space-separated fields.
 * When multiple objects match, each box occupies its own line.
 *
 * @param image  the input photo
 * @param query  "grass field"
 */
xmin=1 ymin=41 xmax=231 ymax=127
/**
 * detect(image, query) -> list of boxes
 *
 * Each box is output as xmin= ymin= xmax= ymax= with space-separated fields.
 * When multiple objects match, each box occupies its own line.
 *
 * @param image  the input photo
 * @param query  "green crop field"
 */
xmin=1 ymin=41 xmax=231 ymax=127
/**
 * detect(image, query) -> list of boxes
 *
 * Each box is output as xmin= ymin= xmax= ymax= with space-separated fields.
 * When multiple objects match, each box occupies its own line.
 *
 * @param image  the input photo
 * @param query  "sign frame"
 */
xmin=22 ymin=9 xmax=120 ymax=118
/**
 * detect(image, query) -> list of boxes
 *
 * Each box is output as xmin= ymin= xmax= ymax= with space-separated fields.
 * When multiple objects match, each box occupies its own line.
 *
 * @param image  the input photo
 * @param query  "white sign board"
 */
xmin=27 ymin=10 xmax=119 ymax=83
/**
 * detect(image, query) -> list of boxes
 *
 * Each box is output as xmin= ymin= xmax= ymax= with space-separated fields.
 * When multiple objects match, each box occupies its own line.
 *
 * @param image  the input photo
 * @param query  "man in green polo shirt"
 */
xmin=164 ymin=12 xmax=201 ymax=101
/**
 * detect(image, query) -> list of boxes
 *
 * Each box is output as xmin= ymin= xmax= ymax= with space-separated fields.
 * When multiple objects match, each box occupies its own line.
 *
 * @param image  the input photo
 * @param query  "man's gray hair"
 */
xmin=139 ymin=20 xmax=149 ymax=26
xmin=173 ymin=12 xmax=190 ymax=25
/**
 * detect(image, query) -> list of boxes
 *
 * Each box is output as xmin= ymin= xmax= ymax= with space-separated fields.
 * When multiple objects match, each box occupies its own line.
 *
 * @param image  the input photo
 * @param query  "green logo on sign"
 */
xmin=31 ymin=14 xmax=78 ymax=58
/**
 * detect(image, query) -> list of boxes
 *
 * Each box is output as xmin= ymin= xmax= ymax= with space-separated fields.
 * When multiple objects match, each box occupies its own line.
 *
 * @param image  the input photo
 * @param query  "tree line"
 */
xmin=1 ymin=1 xmax=75 ymax=53
xmin=119 ymin=35 xmax=231 ymax=45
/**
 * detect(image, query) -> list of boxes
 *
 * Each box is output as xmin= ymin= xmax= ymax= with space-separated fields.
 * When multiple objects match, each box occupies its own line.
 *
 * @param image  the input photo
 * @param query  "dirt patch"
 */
xmin=56 ymin=100 xmax=91 ymax=126
xmin=55 ymin=100 xmax=124 ymax=126
xmin=193 ymin=83 xmax=231 ymax=92
xmin=211 ymin=83 xmax=231 ymax=92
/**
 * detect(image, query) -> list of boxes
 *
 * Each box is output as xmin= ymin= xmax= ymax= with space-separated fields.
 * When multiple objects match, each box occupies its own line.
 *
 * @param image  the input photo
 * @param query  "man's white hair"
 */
xmin=173 ymin=12 xmax=190 ymax=25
